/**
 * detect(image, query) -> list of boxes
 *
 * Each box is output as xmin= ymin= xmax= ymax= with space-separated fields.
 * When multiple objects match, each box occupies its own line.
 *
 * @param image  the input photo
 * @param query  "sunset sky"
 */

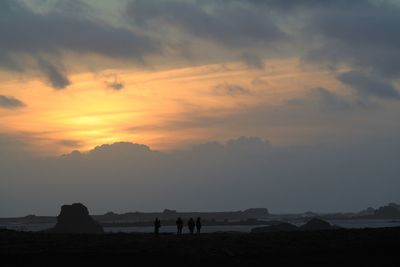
xmin=1 ymin=0 xmax=400 ymax=216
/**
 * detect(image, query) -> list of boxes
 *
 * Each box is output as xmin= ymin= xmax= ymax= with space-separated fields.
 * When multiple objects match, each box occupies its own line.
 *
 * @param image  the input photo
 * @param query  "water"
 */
xmin=325 ymin=219 xmax=400 ymax=229
xmin=105 ymin=219 xmax=400 ymax=233
xmin=0 ymin=223 xmax=55 ymax=232
xmin=106 ymin=225 xmax=258 ymax=234
xmin=1 ymin=219 xmax=400 ymax=233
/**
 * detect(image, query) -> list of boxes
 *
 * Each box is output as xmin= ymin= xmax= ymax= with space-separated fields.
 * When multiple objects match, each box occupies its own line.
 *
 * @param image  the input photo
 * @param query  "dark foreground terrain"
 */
xmin=1 ymin=227 xmax=399 ymax=266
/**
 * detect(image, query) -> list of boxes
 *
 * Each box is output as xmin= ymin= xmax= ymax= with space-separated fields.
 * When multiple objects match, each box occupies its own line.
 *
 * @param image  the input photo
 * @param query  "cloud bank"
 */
xmin=2 ymin=0 xmax=400 ymax=97
xmin=1 ymin=136 xmax=399 ymax=217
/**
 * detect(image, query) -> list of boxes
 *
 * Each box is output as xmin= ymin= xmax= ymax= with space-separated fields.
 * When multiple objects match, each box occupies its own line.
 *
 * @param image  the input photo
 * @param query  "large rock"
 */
xmin=373 ymin=205 xmax=400 ymax=219
xmin=300 ymin=218 xmax=335 ymax=231
xmin=243 ymin=208 xmax=270 ymax=219
xmin=358 ymin=207 xmax=376 ymax=216
xmin=48 ymin=203 xmax=104 ymax=234
xmin=251 ymin=222 xmax=298 ymax=233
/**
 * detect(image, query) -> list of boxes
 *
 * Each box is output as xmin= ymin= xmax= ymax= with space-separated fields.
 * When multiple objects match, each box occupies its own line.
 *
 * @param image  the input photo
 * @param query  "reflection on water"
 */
xmin=1 ymin=219 xmax=400 ymax=233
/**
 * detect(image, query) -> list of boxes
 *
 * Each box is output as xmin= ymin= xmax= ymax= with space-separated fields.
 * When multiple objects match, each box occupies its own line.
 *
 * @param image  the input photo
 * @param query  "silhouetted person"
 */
xmin=188 ymin=218 xmax=195 ymax=234
xmin=196 ymin=217 xmax=202 ymax=234
xmin=176 ymin=217 xmax=183 ymax=235
xmin=154 ymin=217 xmax=161 ymax=236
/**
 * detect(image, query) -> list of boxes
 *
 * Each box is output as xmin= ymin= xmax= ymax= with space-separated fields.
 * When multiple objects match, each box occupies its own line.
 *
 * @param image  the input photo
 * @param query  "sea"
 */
xmin=1 ymin=219 xmax=400 ymax=233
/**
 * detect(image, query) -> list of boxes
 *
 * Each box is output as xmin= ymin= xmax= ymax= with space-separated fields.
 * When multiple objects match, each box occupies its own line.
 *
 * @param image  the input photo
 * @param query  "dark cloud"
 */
xmin=125 ymin=0 xmax=400 ymax=90
xmin=0 ymin=95 xmax=26 ymax=109
xmin=37 ymin=59 xmax=70 ymax=90
xmin=103 ymin=74 xmax=125 ymax=91
xmin=108 ymin=82 xmax=124 ymax=91
xmin=239 ymin=53 xmax=265 ymax=70
xmin=287 ymin=0 xmax=400 ymax=103
xmin=248 ymin=0 xmax=365 ymax=10
xmin=49 ymin=0 xmax=92 ymax=16
xmin=213 ymin=84 xmax=251 ymax=96
xmin=126 ymin=0 xmax=286 ymax=48
xmin=0 ymin=0 xmax=160 ymax=89
xmin=304 ymin=1 xmax=400 ymax=78
xmin=338 ymin=71 xmax=400 ymax=100
xmin=3 ymin=0 xmax=400 ymax=98
xmin=253 ymin=0 xmax=400 ymax=104
xmin=287 ymin=87 xmax=376 ymax=112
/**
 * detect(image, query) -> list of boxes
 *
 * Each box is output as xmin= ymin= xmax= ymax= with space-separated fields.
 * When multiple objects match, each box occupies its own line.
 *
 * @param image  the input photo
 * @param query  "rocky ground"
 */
xmin=1 ymin=227 xmax=399 ymax=266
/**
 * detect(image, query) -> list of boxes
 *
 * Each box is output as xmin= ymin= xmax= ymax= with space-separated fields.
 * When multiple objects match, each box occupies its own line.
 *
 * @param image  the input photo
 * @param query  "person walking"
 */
xmin=154 ymin=217 xmax=161 ymax=236
xmin=196 ymin=217 xmax=202 ymax=234
xmin=188 ymin=218 xmax=195 ymax=234
xmin=176 ymin=217 xmax=183 ymax=235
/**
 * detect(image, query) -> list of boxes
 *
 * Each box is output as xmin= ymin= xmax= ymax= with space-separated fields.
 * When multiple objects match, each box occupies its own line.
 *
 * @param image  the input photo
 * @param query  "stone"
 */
xmin=300 ymin=218 xmax=334 ymax=231
xmin=48 ymin=203 xmax=104 ymax=234
xmin=251 ymin=222 xmax=298 ymax=233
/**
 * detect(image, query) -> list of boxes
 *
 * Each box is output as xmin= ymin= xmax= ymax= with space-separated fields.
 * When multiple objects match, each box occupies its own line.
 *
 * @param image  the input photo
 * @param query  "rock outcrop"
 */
xmin=373 ymin=205 xmax=400 ymax=219
xmin=48 ymin=203 xmax=104 ymax=234
xmin=251 ymin=222 xmax=298 ymax=233
xmin=300 ymin=218 xmax=336 ymax=231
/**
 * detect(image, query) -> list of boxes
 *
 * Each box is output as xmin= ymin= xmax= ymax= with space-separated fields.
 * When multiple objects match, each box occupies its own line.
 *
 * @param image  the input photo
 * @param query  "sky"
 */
xmin=1 ymin=0 xmax=400 ymax=216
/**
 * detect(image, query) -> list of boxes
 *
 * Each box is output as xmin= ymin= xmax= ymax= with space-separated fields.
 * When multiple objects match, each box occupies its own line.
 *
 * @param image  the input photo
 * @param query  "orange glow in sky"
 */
xmin=0 ymin=58 xmax=347 ymax=155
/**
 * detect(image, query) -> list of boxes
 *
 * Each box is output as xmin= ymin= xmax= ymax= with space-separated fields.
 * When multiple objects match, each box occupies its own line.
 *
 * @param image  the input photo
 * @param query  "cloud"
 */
xmin=0 ymin=0 xmax=160 ymax=89
xmin=287 ymin=0 xmax=400 ymax=102
xmin=1 ymin=136 xmax=400 ymax=216
xmin=303 ymin=1 xmax=400 ymax=78
xmin=58 ymin=139 xmax=82 ymax=148
xmin=3 ymin=0 xmax=400 ymax=96
xmin=108 ymin=82 xmax=124 ymax=91
xmin=213 ymin=84 xmax=251 ymax=96
xmin=0 ymin=95 xmax=26 ymax=109
xmin=251 ymin=0 xmax=400 ymax=104
xmin=124 ymin=0 xmax=400 ymax=85
xmin=103 ymin=74 xmax=125 ymax=91
xmin=239 ymin=53 xmax=265 ymax=70
xmin=37 ymin=59 xmax=71 ymax=90
xmin=0 ymin=133 xmax=34 ymax=164
xmin=337 ymin=71 xmax=400 ymax=100
xmin=250 ymin=0 xmax=365 ymax=10
xmin=287 ymin=87 xmax=374 ymax=112
xmin=126 ymin=0 xmax=287 ymax=48
xmin=129 ymin=115 xmax=223 ymax=133
xmin=226 ymin=136 xmax=271 ymax=153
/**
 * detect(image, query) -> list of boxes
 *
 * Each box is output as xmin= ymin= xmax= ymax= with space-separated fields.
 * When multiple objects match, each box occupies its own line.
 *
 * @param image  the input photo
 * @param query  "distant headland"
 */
xmin=1 ymin=203 xmax=399 ymax=232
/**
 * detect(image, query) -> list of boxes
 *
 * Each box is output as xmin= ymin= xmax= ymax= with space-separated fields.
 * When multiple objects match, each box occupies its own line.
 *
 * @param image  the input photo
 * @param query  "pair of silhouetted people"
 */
xmin=154 ymin=217 xmax=161 ymax=236
xmin=175 ymin=217 xmax=202 ymax=235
